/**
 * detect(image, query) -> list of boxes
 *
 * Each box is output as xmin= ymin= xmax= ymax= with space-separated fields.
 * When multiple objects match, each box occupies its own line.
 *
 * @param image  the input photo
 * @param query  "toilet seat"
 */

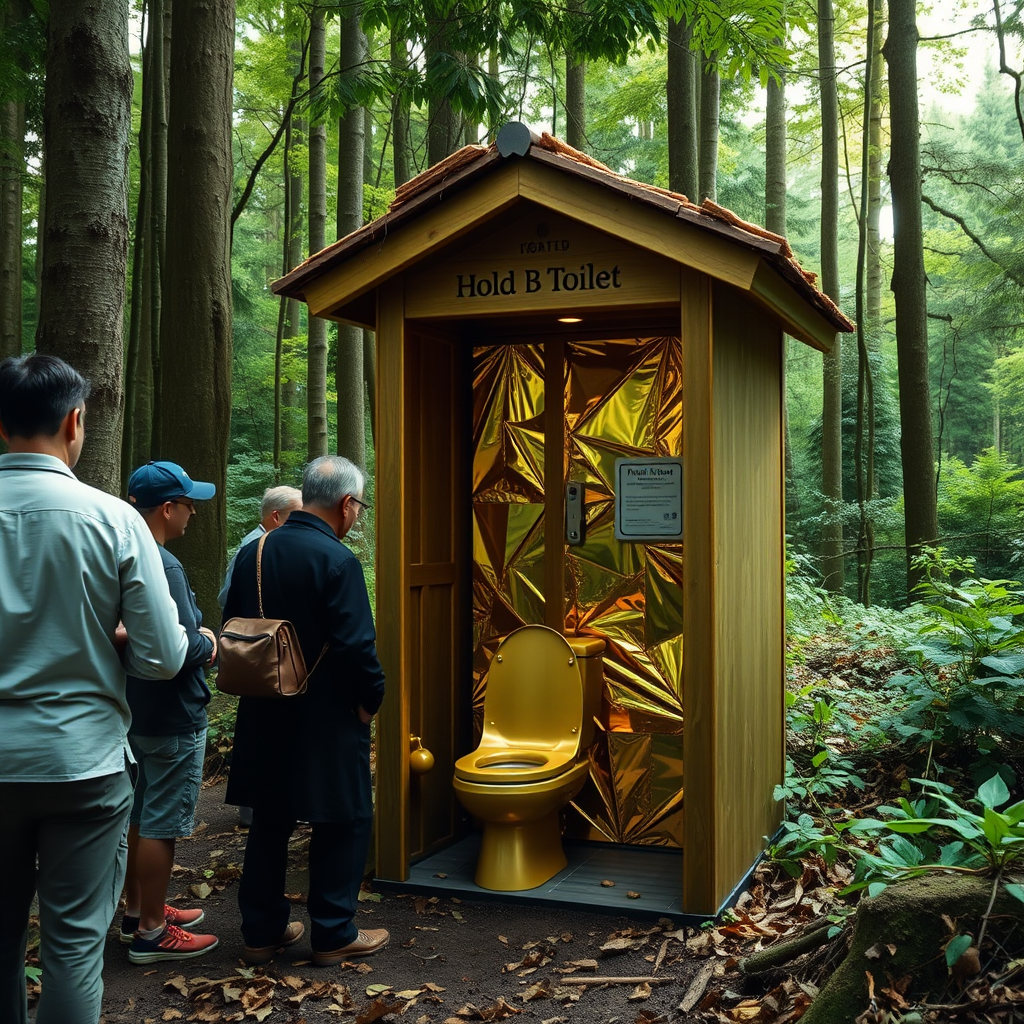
xmin=454 ymin=746 xmax=578 ymax=784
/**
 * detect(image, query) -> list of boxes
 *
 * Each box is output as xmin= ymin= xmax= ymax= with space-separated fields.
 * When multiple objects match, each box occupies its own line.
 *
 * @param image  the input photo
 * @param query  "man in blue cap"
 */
xmin=121 ymin=461 xmax=220 ymax=963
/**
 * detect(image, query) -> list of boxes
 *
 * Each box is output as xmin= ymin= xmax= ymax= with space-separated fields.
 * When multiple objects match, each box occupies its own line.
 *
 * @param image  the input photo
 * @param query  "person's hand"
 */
xmin=113 ymin=622 xmax=129 ymax=657
xmin=199 ymin=626 xmax=218 ymax=665
xmin=357 ymin=705 xmax=373 ymax=725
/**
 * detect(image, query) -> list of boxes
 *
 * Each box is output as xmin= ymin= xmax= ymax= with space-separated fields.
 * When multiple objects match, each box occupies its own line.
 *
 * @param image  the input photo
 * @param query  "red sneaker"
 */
xmin=120 ymin=904 xmax=205 ymax=944
xmin=128 ymin=923 xmax=219 ymax=964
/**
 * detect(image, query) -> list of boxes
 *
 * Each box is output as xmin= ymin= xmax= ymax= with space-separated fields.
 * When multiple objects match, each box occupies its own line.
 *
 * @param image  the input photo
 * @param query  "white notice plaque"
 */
xmin=614 ymin=457 xmax=683 ymax=542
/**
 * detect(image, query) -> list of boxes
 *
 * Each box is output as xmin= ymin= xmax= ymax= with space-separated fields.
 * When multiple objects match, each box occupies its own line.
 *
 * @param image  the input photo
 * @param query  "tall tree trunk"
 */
xmin=337 ymin=0 xmax=366 ymax=467
xmin=698 ymin=58 xmax=719 ymax=202
xmin=37 ymin=0 xmax=131 ymax=492
xmin=123 ymin=2 xmax=154 ymax=484
xmin=667 ymin=16 xmax=698 ymax=198
xmin=818 ymin=0 xmax=844 ymax=595
xmin=884 ymin=0 xmax=939 ymax=597
xmin=765 ymin=17 xmax=792 ymax=511
xmin=282 ymin=83 xmax=303 ymax=457
xmin=866 ymin=0 xmax=885 ymax=344
xmin=391 ymin=29 xmax=411 ymax=185
xmin=566 ymin=0 xmax=586 ymax=155
xmin=0 ymin=0 xmax=30 ymax=363
xmin=149 ymin=0 xmax=169 ymax=458
xmin=159 ymin=0 xmax=234 ymax=623
xmin=426 ymin=5 xmax=461 ymax=165
xmin=307 ymin=3 xmax=329 ymax=460
xmin=855 ymin=0 xmax=879 ymax=605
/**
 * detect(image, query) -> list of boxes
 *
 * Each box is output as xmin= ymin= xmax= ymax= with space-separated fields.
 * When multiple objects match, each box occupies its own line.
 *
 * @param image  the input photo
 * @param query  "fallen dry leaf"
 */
xmin=626 ymin=891 xmax=642 ymax=899
xmin=519 ymin=979 xmax=552 ymax=1002
xmin=188 ymin=882 xmax=213 ymax=900
xmin=600 ymin=879 xmax=615 ymax=887
xmin=161 ymin=1011 xmax=182 ymax=1021
xmin=356 ymin=995 xmax=406 ymax=1023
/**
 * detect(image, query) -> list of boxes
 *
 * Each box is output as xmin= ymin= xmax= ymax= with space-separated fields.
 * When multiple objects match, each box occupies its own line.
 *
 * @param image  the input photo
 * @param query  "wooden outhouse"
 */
xmin=273 ymin=123 xmax=853 ymax=916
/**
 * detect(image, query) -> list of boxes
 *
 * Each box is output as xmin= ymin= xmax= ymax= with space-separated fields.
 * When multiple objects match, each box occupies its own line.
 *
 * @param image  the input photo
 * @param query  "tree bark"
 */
xmin=159 ymin=0 xmax=234 ymax=625
xmin=566 ymin=1 xmax=586 ymax=155
xmin=666 ymin=17 xmax=698 ymax=199
xmin=425 ymin=4 xmax=461 ymax=165
xmin=123 ymin=2 xmax=154 ymax=484
xmin=307 ymin=3 xmax=329 ymax=460
xmin=818 ymin=0 xmax=844 ymax=595
xmin=884 ymin=0 xmax=939 ymax=597
xmin=866 ymin=0 xmax=885 ymax=344
xmin=37 ymin=0 xmax=132 ymax=493
xmin=764 ymin=31 xmax=786 ymax=236
xmin=337 ymin=0 xmax=366 ymax=467
xmin=149 ymin=0 xmax=170 ymax=459
xmin=391 ymin=29 xmax=411 ymax=185
xmin=282 ymin=33 xmax=304 ymax=459
xmin=0 ymin=0 xmax=30 ymax=363
xmin=698 ymin=58 xmax=719 ymax=203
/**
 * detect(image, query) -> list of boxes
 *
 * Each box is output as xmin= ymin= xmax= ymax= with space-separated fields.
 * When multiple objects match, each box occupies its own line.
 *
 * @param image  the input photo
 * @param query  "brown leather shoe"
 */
xmin=241 ymin=921 xmax=305 ymax=965
xmin=311 ymin=928 xmax=389 ymax=966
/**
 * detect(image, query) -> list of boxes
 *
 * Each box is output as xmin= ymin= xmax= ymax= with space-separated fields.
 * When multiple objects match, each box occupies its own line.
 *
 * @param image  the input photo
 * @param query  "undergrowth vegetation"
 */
xmin=772 ymin=546 xmax=1024 ymax=1001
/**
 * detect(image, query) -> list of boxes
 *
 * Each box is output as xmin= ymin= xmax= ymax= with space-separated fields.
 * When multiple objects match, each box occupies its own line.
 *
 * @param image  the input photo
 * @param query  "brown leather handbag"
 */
xmin=217 ymin=532 xmax=325 ymax=698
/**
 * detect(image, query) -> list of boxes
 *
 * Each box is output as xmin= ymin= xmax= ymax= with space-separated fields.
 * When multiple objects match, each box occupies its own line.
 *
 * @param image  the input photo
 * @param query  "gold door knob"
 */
xmin=409 ymin=735 xmax=435 ymax=775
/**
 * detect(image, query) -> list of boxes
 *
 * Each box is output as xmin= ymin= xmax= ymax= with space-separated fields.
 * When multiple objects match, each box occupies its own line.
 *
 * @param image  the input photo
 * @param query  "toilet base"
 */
xmin=474 ymin=812 xmax=568 ymax=891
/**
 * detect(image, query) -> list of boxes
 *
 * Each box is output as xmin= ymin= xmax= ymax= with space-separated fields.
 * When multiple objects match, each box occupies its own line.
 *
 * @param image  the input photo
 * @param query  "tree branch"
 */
xmin=921 ymin=193 xmax=1024 ymax=288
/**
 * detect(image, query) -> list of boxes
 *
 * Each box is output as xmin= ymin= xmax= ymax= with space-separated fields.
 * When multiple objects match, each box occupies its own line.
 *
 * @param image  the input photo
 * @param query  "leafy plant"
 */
xmin=879 ymin=548 xmax=1024 ymax=761
xmin=844 ymin=773 xmax=1024 ymax=900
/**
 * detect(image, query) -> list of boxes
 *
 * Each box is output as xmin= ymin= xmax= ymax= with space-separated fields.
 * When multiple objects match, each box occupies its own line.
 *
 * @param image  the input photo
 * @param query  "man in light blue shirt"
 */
xmin=0 ymin=355 xmax=188 ymax=1024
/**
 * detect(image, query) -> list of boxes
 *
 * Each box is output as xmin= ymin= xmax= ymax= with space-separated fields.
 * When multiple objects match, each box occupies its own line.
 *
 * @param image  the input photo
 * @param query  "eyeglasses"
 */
xmin=350 ymin=497 xmax=371 ymax=515
xmin=172 ymin=498 xmax=196 ymax=512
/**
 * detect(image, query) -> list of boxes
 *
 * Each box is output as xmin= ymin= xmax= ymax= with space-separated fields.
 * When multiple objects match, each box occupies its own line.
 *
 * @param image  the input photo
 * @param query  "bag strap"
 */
xmin=255 ymin=529 xmax=329 ymax=677
xmin=256 ymin=530 xmax=269 ymax=617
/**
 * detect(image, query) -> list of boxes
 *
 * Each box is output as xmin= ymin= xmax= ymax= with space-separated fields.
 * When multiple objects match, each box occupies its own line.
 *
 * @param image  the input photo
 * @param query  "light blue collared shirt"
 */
xmin=0 ymin=452 xmax=188 ymax=782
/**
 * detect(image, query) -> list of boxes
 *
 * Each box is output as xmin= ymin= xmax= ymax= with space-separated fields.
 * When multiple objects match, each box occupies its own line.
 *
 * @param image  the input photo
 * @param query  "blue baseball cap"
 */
xmin=128 ymin=461 xmax=216 ymax=507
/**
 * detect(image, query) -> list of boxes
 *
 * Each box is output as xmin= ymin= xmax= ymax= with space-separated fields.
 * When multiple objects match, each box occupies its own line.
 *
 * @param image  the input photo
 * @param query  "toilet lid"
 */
xmin=479 ymin=626 xmax=584 ymax=749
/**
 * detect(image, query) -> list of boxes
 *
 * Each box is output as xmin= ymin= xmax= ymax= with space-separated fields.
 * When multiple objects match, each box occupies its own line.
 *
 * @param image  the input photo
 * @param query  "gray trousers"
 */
xmin=0 ymin=768 xmax=134 ymax=1024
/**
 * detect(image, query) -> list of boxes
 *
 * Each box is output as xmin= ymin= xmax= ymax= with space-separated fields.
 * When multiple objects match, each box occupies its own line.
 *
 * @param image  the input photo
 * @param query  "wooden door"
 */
xmin=376 ymin=283 xmax=472 ymax=879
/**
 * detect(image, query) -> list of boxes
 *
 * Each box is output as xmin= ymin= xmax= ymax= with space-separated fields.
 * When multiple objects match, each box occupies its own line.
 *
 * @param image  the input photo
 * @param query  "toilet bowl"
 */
xmin=453 ymin=625 xmax=606 ymax=891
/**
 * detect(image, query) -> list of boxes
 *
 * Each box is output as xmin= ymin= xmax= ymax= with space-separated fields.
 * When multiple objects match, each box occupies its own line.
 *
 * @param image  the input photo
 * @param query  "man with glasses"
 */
xmin=223 ymin=455 xmax=387 ymax=967
xmin=121 ymin=461 xmax=220 ymax=963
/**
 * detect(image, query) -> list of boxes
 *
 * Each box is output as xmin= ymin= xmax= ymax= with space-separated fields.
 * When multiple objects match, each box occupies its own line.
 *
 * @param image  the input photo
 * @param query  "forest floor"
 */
xmin=23 ymin=632 xmax=1024 ymax=1023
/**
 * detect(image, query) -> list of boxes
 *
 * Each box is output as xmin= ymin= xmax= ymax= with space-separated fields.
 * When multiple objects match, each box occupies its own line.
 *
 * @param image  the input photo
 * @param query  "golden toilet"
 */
xmin=453 ymin=625 xmax=606 ymax=891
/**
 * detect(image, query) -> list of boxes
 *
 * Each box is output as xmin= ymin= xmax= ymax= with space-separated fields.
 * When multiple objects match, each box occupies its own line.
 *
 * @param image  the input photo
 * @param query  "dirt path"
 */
xmin=94 ymin=780 xmax=716 ymax=1023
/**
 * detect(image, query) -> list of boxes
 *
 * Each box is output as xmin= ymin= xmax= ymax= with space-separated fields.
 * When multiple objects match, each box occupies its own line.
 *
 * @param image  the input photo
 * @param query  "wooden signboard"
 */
xmin=405 ymin=211 xmax=680 ymax=318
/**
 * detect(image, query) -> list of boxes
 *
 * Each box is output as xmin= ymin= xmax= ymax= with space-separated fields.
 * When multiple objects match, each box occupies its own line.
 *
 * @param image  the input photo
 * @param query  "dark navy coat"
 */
xmin=222 ymin=511 xmax=385 ymax=822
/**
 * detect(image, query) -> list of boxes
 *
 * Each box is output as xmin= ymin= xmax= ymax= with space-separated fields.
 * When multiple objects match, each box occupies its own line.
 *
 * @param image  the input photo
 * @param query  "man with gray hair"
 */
xmin=217 ymin=485 xmax=303 ymax=610
xmin=223 ymin=456 xmax=387 ymax=966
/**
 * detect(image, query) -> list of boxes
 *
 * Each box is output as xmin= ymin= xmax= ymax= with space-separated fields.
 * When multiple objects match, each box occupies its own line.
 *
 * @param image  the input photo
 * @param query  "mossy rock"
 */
xmin=802 ymin=873 xmax=1024 ymax=1024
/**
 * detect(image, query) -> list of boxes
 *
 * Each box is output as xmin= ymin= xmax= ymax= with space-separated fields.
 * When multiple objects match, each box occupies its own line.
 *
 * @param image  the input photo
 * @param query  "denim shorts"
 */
xmin=129 ymin=728 xmax=207 ymax=839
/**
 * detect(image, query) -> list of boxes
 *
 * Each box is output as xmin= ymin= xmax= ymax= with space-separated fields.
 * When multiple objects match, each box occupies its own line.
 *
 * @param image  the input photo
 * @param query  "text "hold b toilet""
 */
xmin=453 ymin=625 xmax=606 ymax=891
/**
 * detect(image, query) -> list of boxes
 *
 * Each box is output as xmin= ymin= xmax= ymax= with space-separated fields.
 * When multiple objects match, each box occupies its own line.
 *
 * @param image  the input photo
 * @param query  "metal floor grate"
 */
xmin=376 ymin=834 xmax=704 ymax=922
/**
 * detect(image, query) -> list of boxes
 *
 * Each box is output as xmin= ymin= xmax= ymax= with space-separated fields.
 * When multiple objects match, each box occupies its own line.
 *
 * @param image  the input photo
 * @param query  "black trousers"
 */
xmin=237 ymin=811 xmax=372 ymax=951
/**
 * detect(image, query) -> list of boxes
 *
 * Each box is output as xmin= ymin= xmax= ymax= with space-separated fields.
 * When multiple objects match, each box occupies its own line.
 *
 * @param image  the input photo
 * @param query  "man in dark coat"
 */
xmin=223 ymin=456 xmax=387 ymax=966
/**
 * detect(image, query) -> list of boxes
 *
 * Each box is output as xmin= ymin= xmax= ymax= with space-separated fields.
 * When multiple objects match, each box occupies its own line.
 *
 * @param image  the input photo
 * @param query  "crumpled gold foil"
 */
xmin=471 ymin=337 xmax=683 ymax=846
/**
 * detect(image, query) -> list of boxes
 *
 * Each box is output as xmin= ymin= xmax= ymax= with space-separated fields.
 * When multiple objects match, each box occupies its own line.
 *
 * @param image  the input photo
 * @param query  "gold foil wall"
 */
xmin=471 ymin=337 xmax=683 ymax=847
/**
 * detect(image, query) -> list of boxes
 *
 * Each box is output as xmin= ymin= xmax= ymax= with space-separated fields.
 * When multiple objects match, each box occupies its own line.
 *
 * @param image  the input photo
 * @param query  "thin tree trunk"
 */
xmin=307 ymin=3 xmax=329 ymax=460
xmin=884 ymin=0 xmax=939 ymax=597
xmin=667 ymin=17 xmax=698 ymax=198
xmin=426 ymin=4 xmax=461 ymax=165
xmin=855 ymin=0 xmax=878 ymax=606
xmin=818 ymin=0 xmax=844 ymax=594
xmin=765 ymin=33 xmax=786 ymax=234
xmin=337 ymin=1 xmax=366 ymax=467
xmin=0 ymin=0 xmax=29 ymax=363
xmin=37 ymin=0 xmax=132 ymax=492
xmin=391 ymin=29 xmax=411 ymax=185
xmin=149 ymin=0 xmax=169 ymax=458
xmin=159 ymin=0 xmax=234 ymax=623
xmin=698 ymin=58 xmax=719 ymax=202
xmin=123 ymin=1 xmax=153 ymax=484
xmin=363 ymin=326 xmax=375 ymax=445
xmin=866 ymin=0 xmax=885 ymax=344
xmin=566 ymin=0 xmax=586 ymax=154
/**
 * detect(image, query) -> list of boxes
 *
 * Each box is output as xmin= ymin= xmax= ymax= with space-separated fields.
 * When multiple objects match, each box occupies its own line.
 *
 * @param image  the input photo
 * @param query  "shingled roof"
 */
xmin=273 ymin=123 xmax=853 ymax=338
